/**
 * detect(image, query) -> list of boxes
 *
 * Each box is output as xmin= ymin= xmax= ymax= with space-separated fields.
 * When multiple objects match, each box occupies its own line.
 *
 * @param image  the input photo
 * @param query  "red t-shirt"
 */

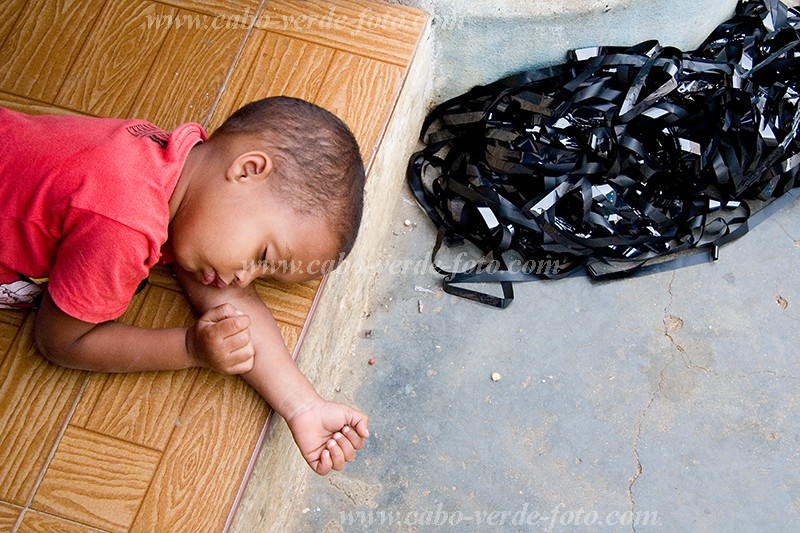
xmin=0 ymin=108 xmax=206 ymax=323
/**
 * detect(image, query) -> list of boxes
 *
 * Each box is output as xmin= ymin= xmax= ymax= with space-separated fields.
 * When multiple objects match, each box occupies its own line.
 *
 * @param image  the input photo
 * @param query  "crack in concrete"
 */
xmin=664 ymin=325 xmax=712 ymax=373
xmin=329 ymin=479 xmax=359 ymax=507
xmin=628 ymin=273 xmax=681 ymax=533
xmin=734 ymin=369 xmax=800 ymax=381
xmin=631 ymin=271 xmax=718 ymax=532
xmin=662 ymin=273 xmax=712 ymax=373
xmin=775 ymin=219 xmax=798 ymax=242
xmin=629 ymin=358 xmax=669 ymax=533
xmin=327 ymin=474 xmax=382 ymax=509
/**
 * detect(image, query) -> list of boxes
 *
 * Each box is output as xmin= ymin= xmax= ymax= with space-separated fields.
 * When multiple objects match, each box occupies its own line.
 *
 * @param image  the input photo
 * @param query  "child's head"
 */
xmin=170 ymin=97 xmax=365 ymax=287
xmin=211 ymin=97 xmax=365 ymax=256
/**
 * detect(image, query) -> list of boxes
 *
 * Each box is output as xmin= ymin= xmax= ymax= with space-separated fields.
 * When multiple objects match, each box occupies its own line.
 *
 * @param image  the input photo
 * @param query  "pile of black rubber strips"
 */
xmin=408 ymin=0 xmax=800 ymax=307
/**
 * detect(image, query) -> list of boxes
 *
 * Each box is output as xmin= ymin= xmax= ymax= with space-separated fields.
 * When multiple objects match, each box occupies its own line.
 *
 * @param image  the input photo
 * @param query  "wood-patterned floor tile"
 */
xmin=81 ymin=369 xmax=198 ymax=451
xmin=55 ymin=0 xmax=177 ymax=118
xmin=0 ymin=501 xmax=21 ymax=531
xmin=0 ymin=315 xmax=85 ymax=505
xmin=277 ymin=322 xmax=301 ymax=354
xmin=18 ymin=509 xmax=109 ymax=533
xmin=314 ymin=52 xmax=406 ymax=165
xmin=0 ymin=0 xmax=107 ymax=103
xmin=0 ymin=93 xmax=89 ymax=118
xmin=261 ymin=0 xmax=427 ymax=66
xmin=32 ymin=426 xmax=161 ymax=533
xmin=128 ymin=9 xmax=248 ymax=130
xmin=253 ymin=278 xmax=320 ymax=329
xmin=145 ymin=265 xmax=182 ymax=292
xmin=68 ymin=373 xmax=108 ymax=429
xmin=0 ymin=308 xmax=24 ymax=327
xmin=133 ymin=285 xmax=195 ymax=329
xmin=155 ymin=0 xmax=260 ymax=19
xmin=0 ymin=0 xmax=27 ymax=51
xmin=64 ymin=287 xmax=198 ymax=449
xmin=208 ymin=30 xmax=335 ymax=131
xmin=117 ymin=284 xmax=151 ymax=326
xmin=0 ymin=321 xmax=18 ymax=356
xmin=130 ymin=371 xmax=268 ymax=532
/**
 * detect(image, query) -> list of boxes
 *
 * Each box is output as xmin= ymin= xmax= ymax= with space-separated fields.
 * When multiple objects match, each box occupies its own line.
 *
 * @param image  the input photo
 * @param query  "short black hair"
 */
xmin=212 ymin=97 xmax=365 ymax=258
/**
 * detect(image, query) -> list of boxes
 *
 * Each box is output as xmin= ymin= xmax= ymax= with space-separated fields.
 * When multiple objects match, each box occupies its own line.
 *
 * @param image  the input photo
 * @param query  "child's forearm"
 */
xmin=58 ymin=323 xmax=194 ymax=372
xmin=34 ymin=291 xmax=195 ymax=372
xmin=227 ymin=289 xmax=324 ymax=421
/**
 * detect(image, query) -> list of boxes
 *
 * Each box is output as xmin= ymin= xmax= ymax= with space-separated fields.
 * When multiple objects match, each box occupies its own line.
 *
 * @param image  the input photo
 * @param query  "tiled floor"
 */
xmin=0 ymin=0 xmax=426 ymax=531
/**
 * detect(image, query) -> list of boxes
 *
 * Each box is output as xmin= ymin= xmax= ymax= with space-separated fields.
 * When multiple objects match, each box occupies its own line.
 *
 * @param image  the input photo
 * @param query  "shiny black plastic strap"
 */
xmin=408 ymin=0 xmax=800 ymax=307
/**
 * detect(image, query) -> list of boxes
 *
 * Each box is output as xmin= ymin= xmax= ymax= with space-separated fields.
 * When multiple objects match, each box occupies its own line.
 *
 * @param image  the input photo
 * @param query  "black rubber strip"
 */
xmin=407 ymin=0 xmax=800 ymax=308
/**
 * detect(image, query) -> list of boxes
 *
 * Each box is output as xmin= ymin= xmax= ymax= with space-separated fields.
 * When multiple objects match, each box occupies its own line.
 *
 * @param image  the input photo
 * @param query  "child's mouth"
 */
xmin=201 ymin=269 xmax=229 ymax=289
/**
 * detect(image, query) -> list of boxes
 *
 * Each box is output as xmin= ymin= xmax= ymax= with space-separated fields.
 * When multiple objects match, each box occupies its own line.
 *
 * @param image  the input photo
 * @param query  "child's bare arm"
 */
xmin=33 ymin=290 xmax=254 ymax=373
xmin=173 ymin=266 xmax=369 ymax=474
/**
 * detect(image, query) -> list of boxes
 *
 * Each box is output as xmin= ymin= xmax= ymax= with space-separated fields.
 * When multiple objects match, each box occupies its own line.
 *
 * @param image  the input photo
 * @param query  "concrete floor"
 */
xmin=287 ymin=181 xmax=800 ymax=532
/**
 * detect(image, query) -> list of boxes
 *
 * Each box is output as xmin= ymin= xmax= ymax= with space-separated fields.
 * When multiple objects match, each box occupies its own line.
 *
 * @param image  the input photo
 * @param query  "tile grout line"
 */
xmin=147 ymin=0 xmax=258 ymax=20
xmin=14 ymin=506 xmax=113 ymax=533
xmin=310 ymin=47 xmax=338 ymax=104
xmin=127 ymin=369 xmax=202 ymax=529
xmin=67 ymin=424 xmax=168 ymax=456
xmin=144 ymin=0 xmax=421 ymax=68
xmin=15 ymin=374 xmax=91 ymax=523
xmin=261 ymin=29 xmax=415 ymax=68
xmin=201 ymin=0 xmax=269 ymax=130
xmin=123 ymin=3 xmax=181 ymax=119
xmin=75 ymin=373 xmax=108 ymax=430
xmin=8 ymin=501 xmax=25 ymax=533
xmin=0 ymin=91 xmax=95 ymax=118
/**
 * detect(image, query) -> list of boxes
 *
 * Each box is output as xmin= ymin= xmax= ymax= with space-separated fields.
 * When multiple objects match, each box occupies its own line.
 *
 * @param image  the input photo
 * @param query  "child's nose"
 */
xmin=234 ymin=268 xmax=259 ymax=287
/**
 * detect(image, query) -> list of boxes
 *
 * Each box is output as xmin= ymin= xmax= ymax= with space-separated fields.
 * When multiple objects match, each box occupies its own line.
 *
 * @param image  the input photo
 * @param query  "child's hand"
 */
xmin=286 ymin=399 xmax=370 ymax=475
xmin=185 ymin=303 xmax=255 ymax=374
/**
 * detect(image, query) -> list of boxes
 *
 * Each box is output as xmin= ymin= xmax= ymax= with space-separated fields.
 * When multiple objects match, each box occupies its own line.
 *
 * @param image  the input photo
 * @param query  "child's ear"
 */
xmin=226 ymin=151 xmax=273 ymax=183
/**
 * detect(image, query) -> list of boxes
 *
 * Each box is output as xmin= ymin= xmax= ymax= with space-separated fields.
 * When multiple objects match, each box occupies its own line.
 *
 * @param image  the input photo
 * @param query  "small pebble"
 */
xmin=368 ymin=358 xmax=375 ymax=365
xmin=404 ymin=219 xmax=413 ymax=227
xmin=491 ymin=372 xmax=501 ymax=382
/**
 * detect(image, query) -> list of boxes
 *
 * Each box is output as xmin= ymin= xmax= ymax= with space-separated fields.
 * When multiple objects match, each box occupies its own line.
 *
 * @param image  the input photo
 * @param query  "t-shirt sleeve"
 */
xmin=47 ymin=210 xmax=153 ymax=324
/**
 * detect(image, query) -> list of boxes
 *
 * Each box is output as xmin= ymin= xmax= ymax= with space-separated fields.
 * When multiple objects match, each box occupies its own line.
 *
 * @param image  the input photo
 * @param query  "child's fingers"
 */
xmin=220 ymin=327 xmax=252 ymax=352
xmin=224 ymin=352 xmax=255 ymax=374
xmin=214 ymin=315 xmax=251 ymax=339
xmin=200 ymin=303 xmax=242 ymax=324
xmin=341 ymin=425 xmax=364 ymax=451
xmin=333 ymin=431 xmax=357 ymax=461
xmin=316 ymin=449 xmax=333 ymax=476
xmin=327 ymin=438 xmax=346 ymax=470
xmin=351 ymin=416 xmax=370 ymax=439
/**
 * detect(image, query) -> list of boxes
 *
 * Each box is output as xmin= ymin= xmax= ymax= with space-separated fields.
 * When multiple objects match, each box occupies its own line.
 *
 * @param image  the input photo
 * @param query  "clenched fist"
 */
xmin=185 ymin=303 xmax=255 ymax=374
